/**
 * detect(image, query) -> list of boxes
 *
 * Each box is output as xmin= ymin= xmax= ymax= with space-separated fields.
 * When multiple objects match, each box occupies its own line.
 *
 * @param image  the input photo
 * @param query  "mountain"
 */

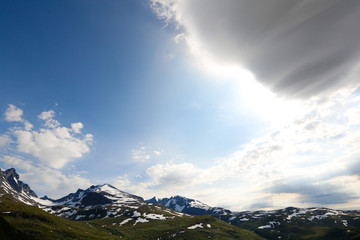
xmin=147 ymin=195 xmax=231 ymax=216
xmin=3 ymin=167 xmax=360 ymax=239
xmin=0 ymin=168 xmax=264 ymax=239
xmin=39 ymin=183 xmax=151 ymax=221
xmin=149 ymin=195 xmax=360 ymax=240
xmin=0 ymin=168 xmax=39 ymax=205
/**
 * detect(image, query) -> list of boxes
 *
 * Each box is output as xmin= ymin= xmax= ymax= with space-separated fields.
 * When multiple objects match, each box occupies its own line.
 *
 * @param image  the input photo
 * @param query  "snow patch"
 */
xmin=163 ymin=209 xmax=183 ymax=217
xmin=119 ymin=218 xmax=132 ymax=226
xmin=133 ymin=217 xmax=149 ymax=225
xmin=188 ymin=223 xmax=203 ymax=229
xmin=286 ymin=209 xmax=307 ymax=220
xmin=258 ymin=225 xmax=271 ymax=229
xmin=229 ymin=216 xmax=236 ymax=221
xmin=132 ymin=211 xmax=141 ymax=217
xmin=75 ymin=215 xmax=86 ymax=220
xmin=143 ymin=213 xmax=166 ymax=220
xmin=189 ymin=200 xmax=210 ymax=210
xmin=308 ymin=212 xmax=335 ymax=221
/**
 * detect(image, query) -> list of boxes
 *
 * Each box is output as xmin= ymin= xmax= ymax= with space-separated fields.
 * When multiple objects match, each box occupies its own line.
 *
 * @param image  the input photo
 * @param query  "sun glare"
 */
xmin=199 ymin=57 xmax=307 ymax=126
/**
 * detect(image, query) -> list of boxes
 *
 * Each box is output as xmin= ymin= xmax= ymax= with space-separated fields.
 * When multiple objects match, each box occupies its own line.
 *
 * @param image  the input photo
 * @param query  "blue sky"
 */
xmin=1 ymin=0 xmax=360 ymax=211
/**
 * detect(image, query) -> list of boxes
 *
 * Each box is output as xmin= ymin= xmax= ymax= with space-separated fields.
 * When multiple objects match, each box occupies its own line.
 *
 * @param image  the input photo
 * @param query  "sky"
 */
xmin=1 ymin=0 xmax=360 ymax=211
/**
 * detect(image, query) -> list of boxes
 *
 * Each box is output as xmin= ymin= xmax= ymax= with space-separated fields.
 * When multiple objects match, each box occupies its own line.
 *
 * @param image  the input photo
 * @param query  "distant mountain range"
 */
xmin=1 ymin=167 xmax=360 ymax=240
xmin=146 ymin=195 xmax=231 ymax=216
xmin=0 ymin=168 xmax=262 ymax=240
xmin=147 ymin=195 xmax=360 ymax=239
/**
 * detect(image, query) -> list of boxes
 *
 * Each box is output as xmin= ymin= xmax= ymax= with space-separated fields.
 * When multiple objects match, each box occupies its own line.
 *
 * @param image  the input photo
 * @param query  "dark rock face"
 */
xmin=146 ymin=197 xmax=158 ymax=204
xmin=80 ymin=192 xmax=112 ymax=206
xmin=40 ymin=195 xmax=52 ymax=201
xmin=1 ymin=168 xmax=37 ymax=198
xmin=52 ymin=188 xmax=86 ymax=204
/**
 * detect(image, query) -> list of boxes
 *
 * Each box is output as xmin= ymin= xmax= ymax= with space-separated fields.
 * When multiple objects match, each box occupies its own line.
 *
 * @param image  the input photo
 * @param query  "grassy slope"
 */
xmin=92 ymin=214 xmax=263 ymax=240
xmin=0 ymin=190 xmax=263 ymax=240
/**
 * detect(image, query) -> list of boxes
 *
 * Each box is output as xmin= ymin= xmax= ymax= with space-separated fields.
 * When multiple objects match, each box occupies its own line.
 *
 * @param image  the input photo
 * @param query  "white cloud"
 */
xmin=136 ymin=92 xmax=360 ymax=210
xmin=131 ymin=145 xmax=163 ymax=162
xmin=153 ymin=150 xmax=162 ymax=156
xmin=147 ymin=2 xmax=360 ymax=209
xmin=0 ymin=135 xmax=12 ymax=148
xmin=145 ymin=162 xmax=203 ymax=188
xmin=1 ymin=155 xmax=34 ymax=171
xmin=113 ymin=175 xmax=131 ymax=190
xmin=23 ymin=120 xmax=33 ymax=131
xmin=4 ymin=104 xmax=23 ymax=122
xmin=151 ymin=0 xmax=360 ymax=99
xmin=38 ymin=110 xmax=60 ymax=128
xmin=14 ymin=127 xmax=93 ymax=169
xmin=112 ymin=175 xmax=164 ymax=201
xmin=71 ymin=122 xmax=83 ymax=133
xmin=38 ymin=110 xmax=55 ymax=120
xmin=345 ymin=105 xmax=360 ymax=126
xmin=131 ymin=147 xmax=151 ymax=162
xmin=2 ymin=105 xmax=93 ymax=169
xmin=23 ymin=170 xmax=92 ymax=198
xmin=0 ymin=155 xmax=92 ymax=198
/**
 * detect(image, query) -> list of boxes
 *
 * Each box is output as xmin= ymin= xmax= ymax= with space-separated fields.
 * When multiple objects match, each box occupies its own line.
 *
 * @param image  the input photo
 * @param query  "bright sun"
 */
xmin=199 ymin=56 xmax=307 ymax=126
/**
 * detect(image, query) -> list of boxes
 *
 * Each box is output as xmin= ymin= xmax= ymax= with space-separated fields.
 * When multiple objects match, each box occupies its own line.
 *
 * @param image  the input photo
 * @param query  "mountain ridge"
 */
xmin=147 ymin=195 xmax=360 ymax=239
xmin=1 ymin=167 xmax=360 ymax=239
xmin=0 ymin=167 xmax=263 ymax=239
xmin=146 ymin=195 xmax=231 ymax=216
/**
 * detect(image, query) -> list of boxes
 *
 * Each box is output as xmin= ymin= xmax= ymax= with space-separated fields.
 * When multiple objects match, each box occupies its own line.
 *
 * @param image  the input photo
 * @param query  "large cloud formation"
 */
xmin=121 ymin=92 xmax=360 ymax=210
xmin=2 ymin=105 xmax=93 ymax=169
xmin=0 ymin=104 xmax=93 ymax=197
xmin=151 ymin=0 xmax=360 ymax=98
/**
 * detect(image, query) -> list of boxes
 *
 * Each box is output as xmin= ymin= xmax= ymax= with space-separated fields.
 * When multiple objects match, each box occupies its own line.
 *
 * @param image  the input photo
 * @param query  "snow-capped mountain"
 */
xmin=0 ymin=168 xmax=185 ymax=223
xmin=0 ymin=168 xmax=41 ymax=205
xmin=148 ymin=194 xmax=360 ymax=240
xmin=45 ymin=184 xmax=143 ymax=208
xmin=146 ymin=195 xmax=231 ymax=216
xmin=1 ymin=168 xmax=259 ymax=240
xmin=40 ymin=183 xmax=152 ymax=220
xmin=40 ymin=184 xmax=174 ymax=221
xmin=2 ymin=168 xmax=360 ymax=239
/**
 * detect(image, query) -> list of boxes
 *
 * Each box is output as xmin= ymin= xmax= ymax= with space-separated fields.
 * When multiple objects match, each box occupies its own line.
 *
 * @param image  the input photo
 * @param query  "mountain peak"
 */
xmin=0 ymin=168 xmax=38 ymax=200
xmin=146 ymin=196 xmax=158 ymax=203
xmin=40 ymin=195 xmax=52 ymax=201
xmin=146 ymin=195 xmax=231 ymax=216
xmin=4 ymin=168 xmax=20 ymax=181
xmin=96 ymin=183 xmax=118 ymax=191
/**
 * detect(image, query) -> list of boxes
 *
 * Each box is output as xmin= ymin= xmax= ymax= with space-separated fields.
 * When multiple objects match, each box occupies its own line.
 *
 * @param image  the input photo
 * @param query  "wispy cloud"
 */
xmin=143 ymin=0 xmax=360 ymax=210
xmin=0 ymin=134 xmax=12 ymax=148
xmin=151 ymin=0 xmax=360 ymax=99
xmin=123 ymin=91 xmax=360 ymax=210
xmin=131 ymin=146 xmax=151 ymax=162
xmin=131 ymin=145 xmax=163 ymax=162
